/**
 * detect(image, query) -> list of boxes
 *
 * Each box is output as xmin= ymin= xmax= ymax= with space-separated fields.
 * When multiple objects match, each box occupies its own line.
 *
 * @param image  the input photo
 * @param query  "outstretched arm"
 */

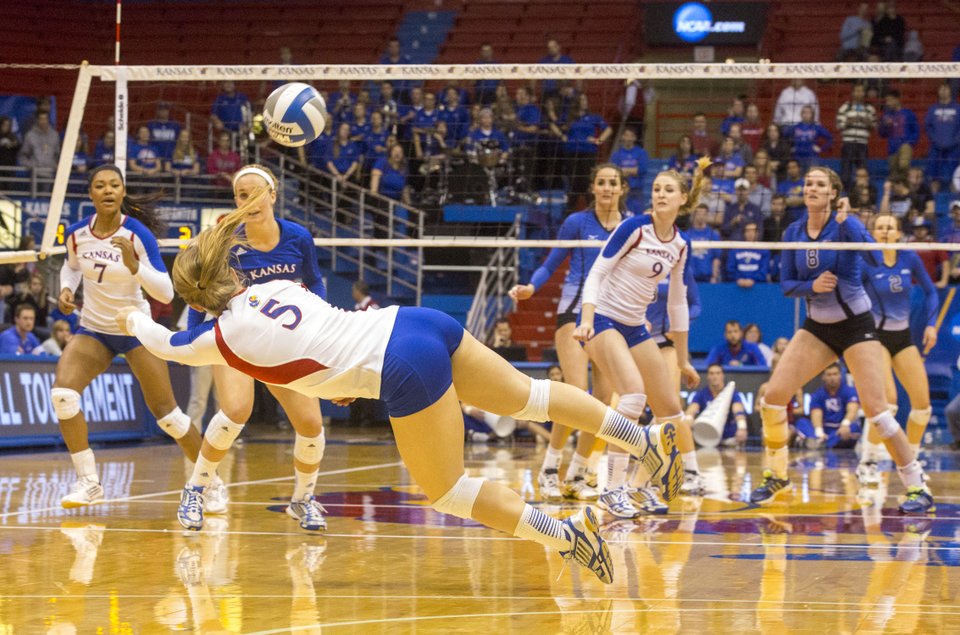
xmin=120 ymin=308 xmax=226 ymax=367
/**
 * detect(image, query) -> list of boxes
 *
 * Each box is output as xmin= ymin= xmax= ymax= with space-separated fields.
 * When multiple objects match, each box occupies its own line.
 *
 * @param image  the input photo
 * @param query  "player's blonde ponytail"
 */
xmin=681 ymin=156 xmax=713 ymax=216
xmin=172 ymin=187 xmax=268 ymax=315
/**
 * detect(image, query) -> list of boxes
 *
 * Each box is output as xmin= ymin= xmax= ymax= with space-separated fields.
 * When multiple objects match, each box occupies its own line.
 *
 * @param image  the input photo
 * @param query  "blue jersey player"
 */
xmin=178 ymin=164 xmax=331 ymax=532
xmin=509 ymin=164 xmax=626 ymax=503
xmin=857 ymin=212 xmax=939 ymax=484
xmin=749 ymin=167 xmax=933 ymax=515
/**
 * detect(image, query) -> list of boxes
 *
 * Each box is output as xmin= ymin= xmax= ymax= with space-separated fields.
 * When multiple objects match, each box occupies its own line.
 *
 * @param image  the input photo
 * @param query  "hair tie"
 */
xmin=196 ymin=280 xmax=205 ymax=290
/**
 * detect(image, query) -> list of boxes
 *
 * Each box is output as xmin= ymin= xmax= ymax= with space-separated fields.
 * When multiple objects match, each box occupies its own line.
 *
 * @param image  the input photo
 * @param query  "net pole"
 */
xmin=115 ymin=0 xmax=122 ymax=65
xmin=40 ymin=62 xmax=95 ymax=258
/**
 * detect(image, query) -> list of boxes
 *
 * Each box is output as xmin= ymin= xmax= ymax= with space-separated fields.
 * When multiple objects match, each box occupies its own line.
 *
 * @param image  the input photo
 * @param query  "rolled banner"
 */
xmin=484 ymin=412 xmax=517 ymax=439
xmin=693 ymin=381 xmax=736 ymax=448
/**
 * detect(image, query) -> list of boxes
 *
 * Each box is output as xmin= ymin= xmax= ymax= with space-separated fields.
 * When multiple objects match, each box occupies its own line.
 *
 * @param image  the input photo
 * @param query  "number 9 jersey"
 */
xmin=61 ymin=215 xmax=174 ymax=335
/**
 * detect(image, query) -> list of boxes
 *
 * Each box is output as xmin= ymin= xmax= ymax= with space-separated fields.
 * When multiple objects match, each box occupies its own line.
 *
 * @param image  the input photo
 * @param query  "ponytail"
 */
xmin=681 ymin=156 xmax=714 ymax=216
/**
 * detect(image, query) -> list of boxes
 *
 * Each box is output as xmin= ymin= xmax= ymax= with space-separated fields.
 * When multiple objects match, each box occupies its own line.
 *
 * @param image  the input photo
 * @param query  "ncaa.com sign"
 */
xmin=674 ymin=2 xmax=745 ymax=43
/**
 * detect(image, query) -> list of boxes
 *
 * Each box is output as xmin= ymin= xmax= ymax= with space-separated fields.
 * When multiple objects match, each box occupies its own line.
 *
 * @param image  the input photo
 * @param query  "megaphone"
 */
xmin=484 ymin=412 xmax=517 ymax=439
xmin=693 ymin=381 xmax=736 ymax=448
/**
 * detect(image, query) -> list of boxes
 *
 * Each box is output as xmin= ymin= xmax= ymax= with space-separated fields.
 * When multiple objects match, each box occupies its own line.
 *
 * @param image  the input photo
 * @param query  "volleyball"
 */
xmin=262 ymin=82 xmax=327 ymax=147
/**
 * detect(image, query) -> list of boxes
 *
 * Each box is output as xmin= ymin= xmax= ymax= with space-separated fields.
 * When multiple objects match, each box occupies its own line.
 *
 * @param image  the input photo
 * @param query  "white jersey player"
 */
xmin=54 ymin=164 xmax=202 ymax=508
xmin=574 ymin=160 xmax=709 ymax=519
xmin=117 ymin=191 xmax=690 ymax=585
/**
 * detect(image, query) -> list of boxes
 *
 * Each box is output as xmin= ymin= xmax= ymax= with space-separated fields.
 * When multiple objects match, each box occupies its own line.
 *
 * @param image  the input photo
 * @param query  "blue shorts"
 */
xmin=586 ymin=313 xmax=651 ymax=348
xmin=76 ymin=326 xmax=143 ymax=356
xmin=380 ymin=307 xmax=465 ymax=418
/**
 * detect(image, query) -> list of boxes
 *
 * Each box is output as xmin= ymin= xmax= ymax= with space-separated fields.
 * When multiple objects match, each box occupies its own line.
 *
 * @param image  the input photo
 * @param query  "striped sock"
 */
xmin=595 ymin=407 xmax=646 ymax=456
xmin=513 ymin=504 xmax=571 ymax=551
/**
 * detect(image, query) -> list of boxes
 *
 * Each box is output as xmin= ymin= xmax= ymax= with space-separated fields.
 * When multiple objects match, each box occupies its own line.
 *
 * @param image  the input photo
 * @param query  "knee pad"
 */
xmin=909 ymin=407 xmax=932 ymax=428
xmin=294 ymin=431 xmax=325 ymax=465
xmin=431 ymin=474 xmax=484 ymax=520
xmin=868 ymin=410 xmax=901 ymax=439
xmin=510 ymin=378 xmax=551 ymax=422
xmin=51 ymin=387 xmax=81 ymax=420
xmin=888 ymin=403 xmax=899 ymax=418
xmin=157 ymin=407 xmax=192 ymax=440
xmin=617 ymin=392 xmax=647 ymax=421
xmin=204 ymin=410 xmax=245 ymax=450
xmin=760 ymin=398 xmax=789 ymax=445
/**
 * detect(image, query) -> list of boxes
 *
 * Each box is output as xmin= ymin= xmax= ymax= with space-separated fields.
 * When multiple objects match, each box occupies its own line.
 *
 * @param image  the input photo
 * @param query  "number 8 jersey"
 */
xmin=61 ymin=214 xmax=174 ymax=335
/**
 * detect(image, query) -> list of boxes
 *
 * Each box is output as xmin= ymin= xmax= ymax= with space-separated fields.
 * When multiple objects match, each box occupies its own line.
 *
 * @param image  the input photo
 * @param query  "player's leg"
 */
xmin=562 ymin=362 xmax=609 ymax=501
xmin=859 ymin=346 xmax=898 ymax=486
xmin=749 ymin=330 xmax=836 ymax=505
xmin=53 ymin=334 xmax=116 ymax=507
xmin=270 ymin=386 xmax=327 ymax=531
xmin=661 ymin=344 xmax=703 ymax=495
xmin=891 ymin=346 xmax=932 ymax=454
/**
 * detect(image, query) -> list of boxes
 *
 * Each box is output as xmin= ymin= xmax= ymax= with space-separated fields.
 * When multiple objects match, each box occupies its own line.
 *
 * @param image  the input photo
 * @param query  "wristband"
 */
xmin=736 ymin=419 xmax=747 ymax=431
xmin=840 ymin=419 xmax=851 ymax=428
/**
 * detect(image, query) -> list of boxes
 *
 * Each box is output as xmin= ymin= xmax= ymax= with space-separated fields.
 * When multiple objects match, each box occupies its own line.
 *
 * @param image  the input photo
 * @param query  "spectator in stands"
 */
xmin=210 ymin=81 xmax=251 ymax=133
xmin=92 ymin=130 xmax=115 ymax=167
xmin=752 ymin=148 xmax=777 ymax=190
xmin=17 ymin=111 xmax=59 ymax=174
xmin=908 ymin=217 xmax=950 ymax=288
xmin=848 ymin=167 xmax=879 ymax=211
xmin=796 ymin=364 xmax=862 ymax=449
xmin=413 ymin=119 xmax=448 ymax=186
xmin=468 ymin=106 xmax=510 ymax=155
xmin=371 ymin=142 xmax=410 ymax=207
xmin=879 ymin=177 xmax=912 ymax=218
xmin=397 ymin=86 xmax=424 ymax=148
xmin=789 ymin=105 xmax=832 ymax=169
xmin=903 ymin=29 xmax=923 ymax=62
xmin=127 ymin=124 xmax=163 ymax=177
xmin=363 ymin=111 xmax=391 ymax=168
xmin=668 ymin=135 xmax=698 ymax=183
xmin=871 ymin=1 xmax=906 ymax=61
xmin=774 ymin=79 xmax=819 ymax=130
xmin=716 ymin=136 xmax=745 ymax=180
xmin=725 ymin=221 xmax=770 ymax=287
xmin=744 ymin=323 xmax=774 ymax=366
xmin=610 ymin=127 xmax=648 ymax=215
xmin=687 ymin=204 xmax=722 ymax=283
xmin=206 ymin=131 xmax=242 ymax=188
xmin=698 ymin=175 xmax=726 ymax=225
xmin=348 ymin=101 xmax=371 ymax=144
xmin=888 ymin=142 xmax=913 ymax=183
xmin=878 ymin=89 xmax=919 ymax=164
xmin=709 ymin=162 xmax=736 ymax=209
xmin=924 ymin=83 xmax=960 ymax=192
xmin=474 ymin=43 xmax=500 ymax=105
xmin=440 ymin=86 xmax=470 ymax=146
xmin=168 ymin=129 xmax=201 ymax=178
xmin=0 ymin=305 xmax=39 ymax=355
xmin=721 ymin=96 xmax=746 ymax=137
xmin=380 ymin=38 xmax=414 ymax=102
xmin=727 ymin=123 xmax=754 ymax=164
xmin=537 ymin=38 xmax=574 ymax=101
xmin=907 ymin=167 xmax=935 ymax=217
xmin=690 ymin=112 xmax=714 ymax=156
xmin=329 ymin=80 xmax=356 ymax=125
xmin=326 ymin=121 xmax=362 ymax=185
xmin=706 ymin=320 xmax=768 ymax=367
xmin=352 ymin=280 xmax=380 ymax=311
xmin=740 ymin=103 xmax=764 ymax=154
xmin=0 ymin=116 xmax=20 ymax=168
xmin=722 ymin=178 xmax=763 ymax=239
xmin=377 ymin=81 xmax=399 ymax=130
xmin=71 ymin=134 xmax=89 ymax=175
xmin=489 ymin=317 xmax=527 ymax=362
xmin=9 ymin=271 xmax=49 ymax=336
xmin=511 ymin=86 xmax=540 ymax=189
xmin=743 ymin=164 xmax=773 ymax=214
xmin=836 ymin=83 xmax=876 ymax=188
xmin=563 ymin=94 xmax=610 ymax=207
xmin=761 ymin=123 xmax=791 ymax=181
xmin=839 ymin=2 xmax=872 ymax=60
xmin=619 ymin=76 xmax=647 ymax=139
xmin=777 ymin=159 xmax=805 ymax=223
xmin=147 ymin=102 xmax=180 ymax=161
xmin=0 ymin=262 xmax=27 ymax=323
xmin=492 ymin=84 xmax=517 ymax=133
xmin=685 ymin=364 xmax=749 ymax=447
xmin=33 ymin=319 xmax=71 ymax=357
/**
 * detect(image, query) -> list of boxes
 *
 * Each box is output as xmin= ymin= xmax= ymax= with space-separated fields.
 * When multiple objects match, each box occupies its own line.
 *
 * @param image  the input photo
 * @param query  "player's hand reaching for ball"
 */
xmin=812 ymin=270 xmax=838 ymax=293
xmin=58 ymin=288 xmax=76 ymax=314
xmin=115 ymin=306 xmax=140 ymax=335
xmin=111 ymin=236 xmax=139 ymax=274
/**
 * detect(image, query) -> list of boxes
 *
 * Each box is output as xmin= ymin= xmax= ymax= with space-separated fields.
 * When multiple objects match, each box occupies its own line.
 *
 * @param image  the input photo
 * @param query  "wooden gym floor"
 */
xmin=1 ymin=430 xmax=959 ymax=633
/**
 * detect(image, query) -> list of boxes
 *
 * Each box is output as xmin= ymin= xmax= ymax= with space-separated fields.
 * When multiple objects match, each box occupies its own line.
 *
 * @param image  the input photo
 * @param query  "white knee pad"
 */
xmin=510 ymin=378 xmax=551 ymax=422
xmin=157 ymin=407 xmax=192 ymax=440
xmin=51 ymin=387 xmax=81 ymax=420
xmin=868 ymin=410 xmax=901 ymax=439
xmin=617 ymin=392 xmax=647 ymax=421
xmin=432 ymin=474 xmax=484 ymax=520
xmin=294 ymin=431 xmax=325 ymax=465
xmin=909 ymin=407 xmax=932 ymax=428
xmin=760 ymin=398 xmax=789 ymax=445
xmin=888 ymin=403 xmax=899 ymax=417
xmin=204 ymin=410 xmax=245 ymax=450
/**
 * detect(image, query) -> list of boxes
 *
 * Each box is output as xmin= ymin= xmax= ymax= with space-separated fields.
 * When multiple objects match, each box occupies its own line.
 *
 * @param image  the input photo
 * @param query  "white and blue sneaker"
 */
xmin=287 ymin=495 xmax=328 ymax=531
xmin=898 ymin=487 xmax=935 ymax=515
xmin=560 ymin=507 xmax=613 ymax=584
xmin=628 ymin=486 xmax=670 ymax=515
xmin=178 ymin=484 xmax=205 ymax=531
xmin=203 ymin=475 xmax=228 ymax=514
xmin=637 ymin=423 xmax=684 ymax=501
xmin=598 ymin=486 xmax=643 ymax=519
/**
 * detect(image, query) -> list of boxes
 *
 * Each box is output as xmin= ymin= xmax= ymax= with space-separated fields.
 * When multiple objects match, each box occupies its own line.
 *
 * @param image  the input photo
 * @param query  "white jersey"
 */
xmin=582 ymin=215 xmax=692 ymax=330
xmin=128 ymin=279 xmax=400 ymax=400
xmin=61 ymin=214 xmax=173 ymax=335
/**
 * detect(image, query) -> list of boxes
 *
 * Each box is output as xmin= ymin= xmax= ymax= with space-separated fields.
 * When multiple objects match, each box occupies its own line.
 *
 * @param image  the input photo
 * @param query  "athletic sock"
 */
xmin=513 ymin=504 xmax=570 ymax=551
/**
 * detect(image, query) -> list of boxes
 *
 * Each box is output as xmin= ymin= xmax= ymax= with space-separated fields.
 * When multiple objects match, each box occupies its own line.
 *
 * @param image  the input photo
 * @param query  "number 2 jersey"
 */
xmin=861 ymin=250 xmax=939 ymax=331
xmin=130 ymin=279 xmax=400 ymax=400
xmin=61 ymin=214 xmax=173 ymax=335
xmin=582 ymin=215 xmax=692 ymax=330
xmin=780 ymin=213 xmax=878 ymax=324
